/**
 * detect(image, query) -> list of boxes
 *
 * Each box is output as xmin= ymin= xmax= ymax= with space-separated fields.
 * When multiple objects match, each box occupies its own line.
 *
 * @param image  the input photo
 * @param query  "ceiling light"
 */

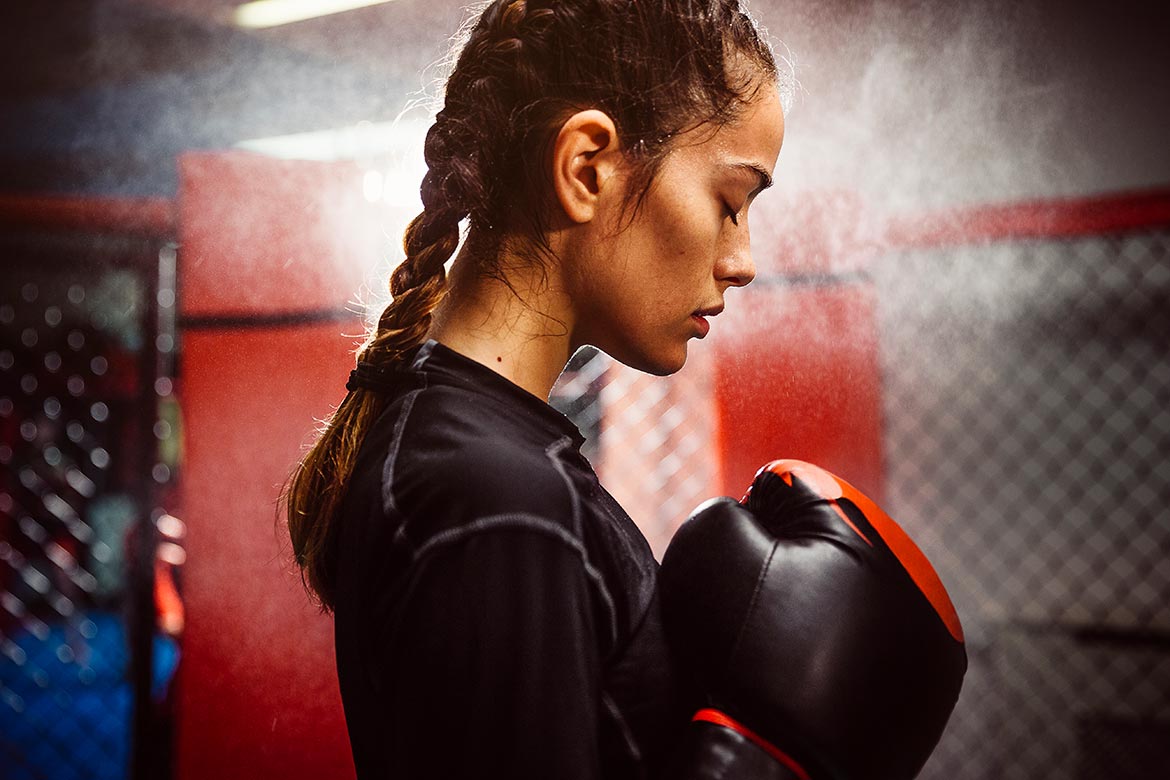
xmin=233 ymin=0 xmax=397 ymax=29
xmin=236 ymin=119 xmax=428 ymax=160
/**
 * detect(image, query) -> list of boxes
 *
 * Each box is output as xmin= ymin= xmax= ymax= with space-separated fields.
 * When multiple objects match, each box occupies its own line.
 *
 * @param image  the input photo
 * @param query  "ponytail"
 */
xmin=284 ymin=153 xmax=466 ymax=612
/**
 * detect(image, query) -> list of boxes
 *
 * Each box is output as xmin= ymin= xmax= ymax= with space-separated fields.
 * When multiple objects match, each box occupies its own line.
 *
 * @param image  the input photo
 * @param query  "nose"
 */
xmin=716 ymin=240 xmax=756 ymax=289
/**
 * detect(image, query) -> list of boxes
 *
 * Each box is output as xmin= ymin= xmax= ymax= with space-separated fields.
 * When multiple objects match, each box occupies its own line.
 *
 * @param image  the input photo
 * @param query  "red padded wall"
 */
xmin=177 ymin=325 xmax=356 ymax=779
xmin=175 ymin=151 xmax=385 ymax=780
xmin=712 ymin=282 xmax=884 ymax=499
xmin=712 ymin=191 xmax=886 ymax=499
xmin=178 ymin=151 xmax=382 ymax=318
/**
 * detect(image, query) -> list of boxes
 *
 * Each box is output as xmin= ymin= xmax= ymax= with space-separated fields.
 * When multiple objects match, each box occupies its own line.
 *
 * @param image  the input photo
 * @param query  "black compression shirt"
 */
xmin=332 ymin=339 xmax=685 ymax=779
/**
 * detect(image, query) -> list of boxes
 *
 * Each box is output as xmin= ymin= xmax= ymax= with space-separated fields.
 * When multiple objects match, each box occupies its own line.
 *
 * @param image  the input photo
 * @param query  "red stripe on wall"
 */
xmin=884 ymin=188 xmax=1170 ymax=250
xmin=0 ymin=194 xmax=176 ymax=235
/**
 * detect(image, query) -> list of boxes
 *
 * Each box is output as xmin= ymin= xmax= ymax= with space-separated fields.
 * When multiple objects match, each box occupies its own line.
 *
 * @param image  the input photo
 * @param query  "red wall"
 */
xmin=712 ymin=190 xmax=886 ymax=499
xmin=177 ymin=324 xmax=356 ymax=778
xmin=175 ymin=151 xmax=384 ymax=780
xmin=713 ymin=282 xmax=885 ymax=499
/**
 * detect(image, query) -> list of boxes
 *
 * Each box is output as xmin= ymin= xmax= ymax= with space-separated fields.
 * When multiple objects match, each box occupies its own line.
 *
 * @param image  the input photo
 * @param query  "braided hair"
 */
xmin=287 ymin=0 xmax=779 ymax=611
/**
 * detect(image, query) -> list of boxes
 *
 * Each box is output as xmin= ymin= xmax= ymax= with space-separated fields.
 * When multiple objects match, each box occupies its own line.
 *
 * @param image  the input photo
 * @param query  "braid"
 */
xmin=360 ymin=0 xmax=557 ymax=364
xmin=282 ymin=121 xmax=468 ymax=613
xmin=360 ymin=118 xmax=469 ymax=367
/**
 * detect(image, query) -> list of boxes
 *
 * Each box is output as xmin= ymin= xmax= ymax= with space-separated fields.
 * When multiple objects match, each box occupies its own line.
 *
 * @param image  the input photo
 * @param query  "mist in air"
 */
xmin=762 ymin=0 xmax=1169 ymax=212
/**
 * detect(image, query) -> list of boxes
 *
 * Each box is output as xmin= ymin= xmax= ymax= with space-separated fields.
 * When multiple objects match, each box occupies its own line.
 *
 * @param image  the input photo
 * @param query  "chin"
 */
xmin=609 ymin=341 xmax=688 ymax=377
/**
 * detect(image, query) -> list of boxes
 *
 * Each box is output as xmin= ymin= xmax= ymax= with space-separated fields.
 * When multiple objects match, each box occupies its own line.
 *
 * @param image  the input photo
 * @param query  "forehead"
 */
xmin=671 ymin=86 xmax=786 ymax=173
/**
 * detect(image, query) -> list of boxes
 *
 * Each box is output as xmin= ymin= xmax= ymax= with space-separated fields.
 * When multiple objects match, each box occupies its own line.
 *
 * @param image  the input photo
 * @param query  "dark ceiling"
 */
xmin=0 ymin=0 xmax=465 ymax=195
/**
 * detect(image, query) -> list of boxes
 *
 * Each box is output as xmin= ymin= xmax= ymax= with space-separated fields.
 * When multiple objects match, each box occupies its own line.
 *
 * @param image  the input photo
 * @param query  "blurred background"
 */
xmin=1 ymin=0 xmax=1167 ymax=778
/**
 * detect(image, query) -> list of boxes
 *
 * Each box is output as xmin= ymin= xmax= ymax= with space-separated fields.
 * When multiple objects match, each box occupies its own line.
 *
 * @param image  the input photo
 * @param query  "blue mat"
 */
xmin=0 ymin=611 xmax=179 ymax=780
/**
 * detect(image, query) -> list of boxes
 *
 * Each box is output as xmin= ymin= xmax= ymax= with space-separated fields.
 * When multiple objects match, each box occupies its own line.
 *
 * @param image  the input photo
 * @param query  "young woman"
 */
xmin=286 ymin=0 xmax=785 ymax=776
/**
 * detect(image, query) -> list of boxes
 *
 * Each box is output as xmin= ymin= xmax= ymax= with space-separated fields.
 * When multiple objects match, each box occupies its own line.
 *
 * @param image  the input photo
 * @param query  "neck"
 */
xmin=427 ymin=244 xmax=576 ymax=401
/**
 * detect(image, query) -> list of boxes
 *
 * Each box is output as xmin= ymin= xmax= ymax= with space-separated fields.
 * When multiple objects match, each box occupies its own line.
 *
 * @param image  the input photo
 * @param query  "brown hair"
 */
xmin=286 ymin=0 xmax=779 ymax=611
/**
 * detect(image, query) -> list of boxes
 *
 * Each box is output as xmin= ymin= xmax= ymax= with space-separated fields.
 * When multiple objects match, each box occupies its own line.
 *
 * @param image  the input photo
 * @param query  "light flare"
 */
xmin=233 ymin=0 xmax=397 ymax=29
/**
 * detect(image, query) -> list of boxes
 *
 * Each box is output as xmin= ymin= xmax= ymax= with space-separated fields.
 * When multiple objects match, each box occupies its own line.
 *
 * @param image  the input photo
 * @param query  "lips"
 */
xmin=691 ymin=304 xmax=723 ymax=338
xmin=691 ymin=314 xmax=711 ymax=338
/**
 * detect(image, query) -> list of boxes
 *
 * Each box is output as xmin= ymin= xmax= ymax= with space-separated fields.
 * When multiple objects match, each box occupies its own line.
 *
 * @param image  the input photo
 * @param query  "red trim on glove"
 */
xmin=761 ymin=459 xmax=965 ymax=644
xmin=692 ymin=708 xmax=811 ymax=780
xmin=827 ymin=499 xmax=873 ymax=546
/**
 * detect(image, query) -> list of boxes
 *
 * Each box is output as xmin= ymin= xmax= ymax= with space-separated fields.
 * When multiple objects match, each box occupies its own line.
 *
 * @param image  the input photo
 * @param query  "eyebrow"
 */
xmin=728 ymin=162 xmax=773 ymax=196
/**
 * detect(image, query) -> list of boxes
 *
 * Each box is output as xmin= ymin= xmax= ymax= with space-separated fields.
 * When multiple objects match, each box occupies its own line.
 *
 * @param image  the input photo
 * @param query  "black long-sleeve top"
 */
xmin=332 ymin=339 xmax=684 ymax=779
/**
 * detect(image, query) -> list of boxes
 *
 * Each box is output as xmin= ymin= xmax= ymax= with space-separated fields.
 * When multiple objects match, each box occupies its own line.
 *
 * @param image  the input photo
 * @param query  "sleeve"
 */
xmin=380 ymin=523 xmax=605 ymax=780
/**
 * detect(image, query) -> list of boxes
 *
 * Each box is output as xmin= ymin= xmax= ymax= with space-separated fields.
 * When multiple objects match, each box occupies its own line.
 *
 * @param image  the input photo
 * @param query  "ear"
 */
xmin=550 ymin=110 xmax=623 ymax=224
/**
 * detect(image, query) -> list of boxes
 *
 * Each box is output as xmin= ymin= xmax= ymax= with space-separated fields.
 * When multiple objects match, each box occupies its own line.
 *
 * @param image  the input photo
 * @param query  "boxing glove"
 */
xmin=660 ymin=459 xmax=966 ymax=780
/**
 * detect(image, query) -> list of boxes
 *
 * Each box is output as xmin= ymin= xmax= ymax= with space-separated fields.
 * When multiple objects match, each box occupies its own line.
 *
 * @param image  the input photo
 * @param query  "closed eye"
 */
xmin=724 ymin=203 xmax=741 ymax=226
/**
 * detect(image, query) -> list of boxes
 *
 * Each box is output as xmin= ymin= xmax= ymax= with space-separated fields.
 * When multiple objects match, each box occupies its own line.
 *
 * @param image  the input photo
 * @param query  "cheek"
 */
xmin=639 ymin=185 xmax=721 ymax=282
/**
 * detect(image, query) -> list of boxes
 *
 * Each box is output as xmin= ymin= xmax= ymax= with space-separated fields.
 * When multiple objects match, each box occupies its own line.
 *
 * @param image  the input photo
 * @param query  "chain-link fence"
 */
xmin=551 ymin=222 xmax=1170 ymax=779
xmin=552 ymin=345 xmax=721 ymax=558
xmin=875 ymin=229 xmax=1170 ymax=780
xmin=0 ymin=232 xmax=179 ymax=780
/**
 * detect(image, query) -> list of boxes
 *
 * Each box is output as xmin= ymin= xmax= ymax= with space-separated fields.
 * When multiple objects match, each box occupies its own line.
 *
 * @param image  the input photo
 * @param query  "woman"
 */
xmin=286 ymin=0 xmax=785 ymax=776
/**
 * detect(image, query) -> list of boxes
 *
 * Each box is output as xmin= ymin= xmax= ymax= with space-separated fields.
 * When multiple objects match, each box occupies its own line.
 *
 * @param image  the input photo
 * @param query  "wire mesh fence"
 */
xmin=0 ymin=234 xmax=177 ymax=780
xmin=874 ymin=229 xmax=1170 ymax=780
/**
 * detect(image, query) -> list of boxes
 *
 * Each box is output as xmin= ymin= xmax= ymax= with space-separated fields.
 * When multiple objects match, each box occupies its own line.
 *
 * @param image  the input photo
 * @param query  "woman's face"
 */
xmin=568 ymin=85 xmax=785 ymax=375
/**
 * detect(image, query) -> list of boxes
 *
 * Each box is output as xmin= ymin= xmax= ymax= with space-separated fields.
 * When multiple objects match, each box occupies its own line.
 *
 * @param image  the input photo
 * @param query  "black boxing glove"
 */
xmin=660 ymin=459 xmax=966 ymax=780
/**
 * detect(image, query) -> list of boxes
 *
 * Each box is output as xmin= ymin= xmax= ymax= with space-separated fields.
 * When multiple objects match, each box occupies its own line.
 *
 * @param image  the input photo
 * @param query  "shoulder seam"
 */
xmin=410 ymin=340 xmax=437 ymax=369
xmin=381 ymin=379 xmax=428 ymax=521
xmin=406 ymin=512 xmax=618 ymax=647
xmin=545 ymin=436 xmax=583 ymax=535
xmin=601 ymin=690 xmax=645 ymax=769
